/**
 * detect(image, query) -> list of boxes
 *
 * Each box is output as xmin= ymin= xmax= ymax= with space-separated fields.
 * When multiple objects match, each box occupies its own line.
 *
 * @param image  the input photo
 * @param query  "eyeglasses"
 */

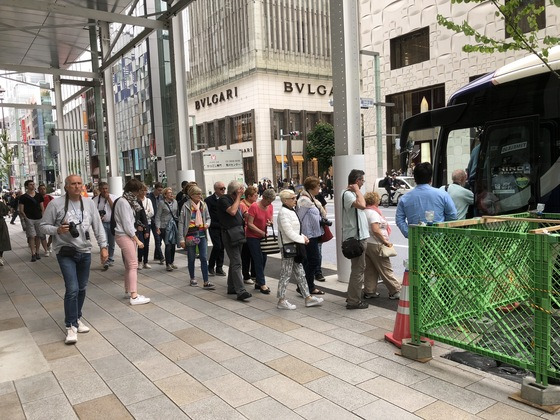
xmin=218 ymin=187 xmax=226 ymax=191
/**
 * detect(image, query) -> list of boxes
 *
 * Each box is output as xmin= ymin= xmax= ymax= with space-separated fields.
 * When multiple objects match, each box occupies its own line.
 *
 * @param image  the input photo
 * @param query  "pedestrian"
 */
xmin=276 ymin=190 xmax=324 ymax=310
xmin=155 ymin=187 xmax=179 ymax=271
xmin=93 ymin=181 xmax=118 ymax=270
xmin=0 ymin=198 xmax=12 ymax=266
xmin=396 ymin=162 xmax=457 ymax=238
xmin=19 ymin=180 xmax=45 ymax=261
xmin=38 ymin=184 xmax=53 ymax=256
xmin=178 ymin=185 xmax=215 ymax=289
xmin=9 ymin=191 xmax=20 ymax=224
xmin=205 ymin=182 xmax=227 ymax=277
xmin=363 ymin=192 xmax=401 ymax=300
xmin=240 ymin=186 xmax=257 ymax=284
xmin=296 ymin=176 xmax=326 ymax=296
xmin=40 ymin=175 xmax=109 ymax=344
xmin=114 ymin=179 xmax=151 ymax=305
xmin=313 ymin=190 xmax=328 ymax=283
xmin=246 ymin=188 xmax=276 ymax=294
xmin=341 ymin=169 xmax=370 ymax=310
xmin=136 ymin=184 xmax=154 ymax=270
xmin=147 ymin=182 xmax=165 ymax=264
xmin=439 ymin=169 xmax=474 ymax=220
xmin=218 ymin=180 xmax=252 ymax=301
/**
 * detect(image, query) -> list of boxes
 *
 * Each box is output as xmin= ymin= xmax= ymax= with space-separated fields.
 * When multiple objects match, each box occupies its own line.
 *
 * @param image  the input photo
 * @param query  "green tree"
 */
xmin=306 ymin=122 xmax=335 ymax=176
xmin=0 ymin=130 xmax=14 ymax=186
xmin=437 ymin=0 xmax=560 ymax=75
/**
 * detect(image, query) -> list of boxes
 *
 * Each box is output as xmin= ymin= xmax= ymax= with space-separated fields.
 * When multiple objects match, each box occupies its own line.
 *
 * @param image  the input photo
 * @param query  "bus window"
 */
xmin=444 ymin=128 xmax=474 ymax=185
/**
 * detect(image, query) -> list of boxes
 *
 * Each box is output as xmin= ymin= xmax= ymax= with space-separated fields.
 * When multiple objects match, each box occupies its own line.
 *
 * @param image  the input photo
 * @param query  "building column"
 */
xmin=53 ymin=76 xmax=68 ymax=185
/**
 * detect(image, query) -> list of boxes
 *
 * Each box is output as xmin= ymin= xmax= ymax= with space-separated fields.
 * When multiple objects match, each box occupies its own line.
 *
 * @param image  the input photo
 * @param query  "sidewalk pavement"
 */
xmin=0 ymin=220 xmax=551 ymax=419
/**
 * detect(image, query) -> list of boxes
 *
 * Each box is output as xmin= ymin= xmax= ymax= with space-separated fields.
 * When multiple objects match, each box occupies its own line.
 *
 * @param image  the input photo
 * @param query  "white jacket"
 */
xmin=277 ymin=206 xmax=307 ymax=247
xmin=140 ymin=196 xmax=154 ymax=222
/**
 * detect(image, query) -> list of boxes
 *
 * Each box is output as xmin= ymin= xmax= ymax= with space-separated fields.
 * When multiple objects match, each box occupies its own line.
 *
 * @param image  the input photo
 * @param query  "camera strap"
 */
xmin=62 ymin=193 xmax=84 ymax=225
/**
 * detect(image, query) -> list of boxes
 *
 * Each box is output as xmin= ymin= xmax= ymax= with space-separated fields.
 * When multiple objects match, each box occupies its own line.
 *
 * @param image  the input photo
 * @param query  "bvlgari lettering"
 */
xmin=195 ymin=87 xmax=238 ymax=110
xmin=283 ymin=82 xmax=333 ymax=96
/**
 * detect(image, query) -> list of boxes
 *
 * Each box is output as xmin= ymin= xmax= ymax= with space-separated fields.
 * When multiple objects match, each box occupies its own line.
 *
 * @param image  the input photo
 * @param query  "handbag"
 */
xmin=341 ymin=191 xmax=364 ymax=259
xmin=226 ymin=225 xmax=247 ymax=245
xmin=380 ymin=244 xmax=397 ymax=258
xmin=318 ymin=224 xmax=333 ymax=243
xmin=260 ymin=226 xmax=280 ymax=254
xmin=282 ymin=243 xmax=298 ymax=258
xmin=58 ymin=245 xmax=78 ymax=257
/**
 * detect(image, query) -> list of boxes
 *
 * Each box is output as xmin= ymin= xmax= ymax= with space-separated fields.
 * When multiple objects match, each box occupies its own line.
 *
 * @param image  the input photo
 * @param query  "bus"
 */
xmin=399 ymin=47 xmax=560 ymax=216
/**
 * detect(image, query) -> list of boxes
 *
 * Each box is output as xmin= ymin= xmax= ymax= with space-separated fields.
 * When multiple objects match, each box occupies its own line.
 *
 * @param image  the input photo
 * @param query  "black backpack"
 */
xmin=110 ymin=197 xmax=121 ymax=236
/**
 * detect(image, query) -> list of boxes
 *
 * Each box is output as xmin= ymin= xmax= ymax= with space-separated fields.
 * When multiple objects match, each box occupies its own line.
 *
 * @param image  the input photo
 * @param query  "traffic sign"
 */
xmin=28 ymin=138 xmax=48 ymax=146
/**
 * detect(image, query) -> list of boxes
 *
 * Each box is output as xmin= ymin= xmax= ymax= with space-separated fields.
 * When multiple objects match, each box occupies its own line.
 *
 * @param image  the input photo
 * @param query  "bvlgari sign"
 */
xmin=284 ymin=82 xmax=333 ymax=96
xmin=195 ymin=87 xmax=238 ymax=110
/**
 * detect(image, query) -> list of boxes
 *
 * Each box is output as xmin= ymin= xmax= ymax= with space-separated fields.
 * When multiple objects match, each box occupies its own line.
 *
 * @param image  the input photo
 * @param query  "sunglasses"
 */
xmin=218 ymin=187 xmax=226 ymax=191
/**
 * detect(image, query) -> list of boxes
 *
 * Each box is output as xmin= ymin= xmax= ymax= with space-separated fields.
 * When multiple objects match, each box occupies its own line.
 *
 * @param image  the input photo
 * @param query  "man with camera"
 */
xmin=93 ymin=181 xmax=118 ymax=270
xmin=41 ymin=175 xmax=108 ymax=344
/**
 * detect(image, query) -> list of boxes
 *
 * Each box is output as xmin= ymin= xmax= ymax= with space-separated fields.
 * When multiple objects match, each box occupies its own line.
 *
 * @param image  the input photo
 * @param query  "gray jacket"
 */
xmin=155 ymin=199 xmax=178 ymax=230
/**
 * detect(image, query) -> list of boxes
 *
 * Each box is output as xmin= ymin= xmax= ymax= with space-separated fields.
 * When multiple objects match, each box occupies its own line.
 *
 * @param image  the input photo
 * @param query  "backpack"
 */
xmin=110 ymin=197 xmax=122 ymax=236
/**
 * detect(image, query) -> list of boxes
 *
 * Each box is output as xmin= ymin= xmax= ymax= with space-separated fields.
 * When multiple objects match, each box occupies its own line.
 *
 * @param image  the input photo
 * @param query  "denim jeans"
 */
xmin=57 ymin=252 xmax=92 ymax=328
xmin=246 ymin=237 xmax=267 ymax=287
xmin=241 ymin=242 xmax=256 ymax=280
xmin=187 ymin=235 xmax=208 ymax=282
xmin=102 ymin=221 xmax=115 ymax=261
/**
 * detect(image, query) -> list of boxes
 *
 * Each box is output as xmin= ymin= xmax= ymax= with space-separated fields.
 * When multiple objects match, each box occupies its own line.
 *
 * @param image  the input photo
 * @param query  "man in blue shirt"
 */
xmin=396 ymin=162 xmax=457 ymax=238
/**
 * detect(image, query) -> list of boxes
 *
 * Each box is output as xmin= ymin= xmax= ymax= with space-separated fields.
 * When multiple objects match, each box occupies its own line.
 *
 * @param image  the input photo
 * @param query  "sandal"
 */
xmin=311 ymin=289 xmax=325 ymax=295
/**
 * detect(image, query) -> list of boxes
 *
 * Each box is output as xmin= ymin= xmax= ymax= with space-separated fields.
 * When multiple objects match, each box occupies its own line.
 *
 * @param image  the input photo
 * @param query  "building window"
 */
xmin=390 ymin=27 xmax=430 ymax=70
xmin=505 ymin=0 xmax=545 ymax=37
xmin=231 ymin=112 xmax=253 ymax=144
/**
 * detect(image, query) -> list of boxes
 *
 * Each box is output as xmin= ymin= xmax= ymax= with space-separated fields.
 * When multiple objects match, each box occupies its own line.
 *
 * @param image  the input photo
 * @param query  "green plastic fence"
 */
xmin=409 ymin=213 xmax=560 ymax=386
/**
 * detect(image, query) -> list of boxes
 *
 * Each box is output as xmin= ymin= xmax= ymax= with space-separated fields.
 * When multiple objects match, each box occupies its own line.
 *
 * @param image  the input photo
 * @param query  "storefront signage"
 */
xmin=283 ymin=82 xmax=333 ymax=96
xmin=195 ymin=87 xmax=238 ymax=110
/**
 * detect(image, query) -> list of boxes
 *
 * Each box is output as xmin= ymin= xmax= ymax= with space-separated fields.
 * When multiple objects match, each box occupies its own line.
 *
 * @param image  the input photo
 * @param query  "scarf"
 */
xmin=123 ymin=191 xmax=143 ymax=213
xmin=367 ymin=204 xmax=391 ymax=236
xmin=191 ymin=200 xmax=204 ymax=228
xmin=299 ymin=189 xmax=327 ymax=217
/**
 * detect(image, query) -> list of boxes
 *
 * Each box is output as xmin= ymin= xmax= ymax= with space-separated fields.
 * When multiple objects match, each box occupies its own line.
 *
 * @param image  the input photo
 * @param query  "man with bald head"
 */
xmin=440 ymin=169 xmax=474 ymax=220
xmin=41 ymin=175 xmax=108 ymax=345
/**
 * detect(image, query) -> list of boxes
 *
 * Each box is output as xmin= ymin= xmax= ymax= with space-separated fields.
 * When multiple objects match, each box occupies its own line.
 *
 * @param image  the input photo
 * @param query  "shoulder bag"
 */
xmin=341 ymin=191 xmax=365 ymax=259
xmin=260 ymin=225 xmax=280 ymax=254
xmin=309 ymin=193 xmax=333 ymax=243
xmin=380 ymin=244 xmax=397 ymax=258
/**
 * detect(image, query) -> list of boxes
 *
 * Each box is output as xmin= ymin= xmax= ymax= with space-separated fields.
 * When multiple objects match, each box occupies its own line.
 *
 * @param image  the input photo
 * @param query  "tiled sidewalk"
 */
xmin=0 ymin=221 xmax=552 ymax=419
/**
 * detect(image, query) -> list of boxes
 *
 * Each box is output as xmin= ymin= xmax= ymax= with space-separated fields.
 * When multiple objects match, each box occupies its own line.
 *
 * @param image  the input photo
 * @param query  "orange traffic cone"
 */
xmin=385 ymin=269 xmax=434 ymax=348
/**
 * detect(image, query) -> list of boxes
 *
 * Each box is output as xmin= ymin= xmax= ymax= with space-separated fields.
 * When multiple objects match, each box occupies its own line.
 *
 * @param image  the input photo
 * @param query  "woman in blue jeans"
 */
xmin=178 ymin=186 xmax=215 ymax=289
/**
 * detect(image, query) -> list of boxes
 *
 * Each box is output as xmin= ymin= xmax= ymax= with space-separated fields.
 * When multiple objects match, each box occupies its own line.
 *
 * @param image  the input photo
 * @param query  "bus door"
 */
xmin=475 ymin=117 xmax=538 ymax=215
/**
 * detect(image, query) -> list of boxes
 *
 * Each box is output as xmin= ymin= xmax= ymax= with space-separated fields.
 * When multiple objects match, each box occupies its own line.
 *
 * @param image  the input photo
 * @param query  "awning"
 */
xmin=275 ymin=155 xmax=288 ymax=163
xmin=292 ymin=155 xmax=304 ymax=163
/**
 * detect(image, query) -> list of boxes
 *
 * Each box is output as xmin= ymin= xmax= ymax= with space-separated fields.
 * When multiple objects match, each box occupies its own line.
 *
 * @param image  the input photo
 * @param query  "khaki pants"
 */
xmin=364 ymin=243 xmax=401 ymax=295
xmin=346 ymin=239 xmax=368 ymax=305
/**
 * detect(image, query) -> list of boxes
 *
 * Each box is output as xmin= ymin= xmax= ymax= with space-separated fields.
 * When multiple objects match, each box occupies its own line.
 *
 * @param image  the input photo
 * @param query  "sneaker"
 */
xmin=215 ymin=269 xmax=227 ymax=277
xmin=0 ymin=258 xmax=4 ymax=266
xmin=31 ymin=254 xmax=37 ymax=262
xmin=65 ymin=326 xmax=78 ymax=344
xmin=143 ymin=263 xmax=152 ymax=269
xmin=305 ymin=296 xmax=324 ymax=307
xmin=35 ymin=254 xmax=41 ymax=260
xmin=159 ymin=259 xmax=165 ymax=265
xmin=346 ymin=301 xmax=369 ymax=310
xmin=244 ymin=278 xmax=255 ymax=284
xmin=237 ymin=291 xmax=252 ymax=301
xmin=45 ymin=250 xmax=51 ymax=257
xmin=363 ymin=292 xmax=380 ymax=299
xmin=171 ymin=264 xmax=178 ymax=270
xmin=77 ymin=319 xmax=90 ymax=333
xmin=108 ymin=260 xmax=115 ymax=267
xmin=314 ymin=274 xmax=326 ymax=282
xmin=130 ymin=295 xmax=151 ymax=305
xmin=389 ymin=292 xmax=401 ymax=300
xmin=137 ymin=264 xmax=143 ymax=270
xmin=102 ymin=263 xmax=109 ymax=271
xmin=208 ymin=268 xmax=215 ymax=276
xmin=203 ymin=282 xmax=216 ymax=290
xmin=166 ymin=265 xmax=173 ymax=272
xmin=190 ymin=279 xmax=198 ymax=287
xmin=277 ymin=299 xmax=296 ymax=310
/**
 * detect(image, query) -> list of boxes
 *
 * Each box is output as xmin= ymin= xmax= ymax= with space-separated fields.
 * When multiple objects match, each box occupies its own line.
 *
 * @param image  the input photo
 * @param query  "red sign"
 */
xmin=21 ymin=120 xmax=26 ymax=143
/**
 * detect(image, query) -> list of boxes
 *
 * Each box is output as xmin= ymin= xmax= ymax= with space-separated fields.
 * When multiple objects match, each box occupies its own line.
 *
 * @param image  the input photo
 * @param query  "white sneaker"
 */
xmin=130 ymin=295 xmax=151 ymax=305
xmin=277 ymin=299 xmax=296 ymax=310
xmin=65 ymin=326 xmax=78 ymax=344
xmin=305 ymin=296 xmax=324 ymax=307
xmin=244 ymin=279 xmax=255 ymax=284
xmin=137 ymin=264 xmax=143 ymax=270
xmin=0 ymin=258 xmax=4 ymax=267
xmin=45 ymin=250 xmax=51 ymax=257
xmin=143 ymin=263 xmax=152 ymax=269
xmin=171 ymin=264 xmax=178 ymax=270
xmin=77 ymin=319 xmax=90 ymax=333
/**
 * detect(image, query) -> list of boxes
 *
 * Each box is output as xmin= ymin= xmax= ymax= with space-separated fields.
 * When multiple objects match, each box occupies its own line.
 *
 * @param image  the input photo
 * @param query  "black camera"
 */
xmin=68 ymin=222 xmax=80 ymax=238
xmin=99 ymin=210 xmax=106 ymax=218
xmin=320 ymin=217 xmax=332 ymax=227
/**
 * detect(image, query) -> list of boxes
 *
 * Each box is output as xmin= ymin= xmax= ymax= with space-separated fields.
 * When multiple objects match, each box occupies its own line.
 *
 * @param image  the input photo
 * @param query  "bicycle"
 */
xmin=381 ymin=188 xmax=407 ymax=208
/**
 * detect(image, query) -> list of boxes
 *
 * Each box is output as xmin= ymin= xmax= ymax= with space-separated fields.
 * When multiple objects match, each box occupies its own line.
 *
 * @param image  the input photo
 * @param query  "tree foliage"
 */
xmin=437 ymin=0 xmax=560 ymax=74
xmin=0 ymin=130 xmax=14 ymax=186
xmin=306 ymin=122 xmax=335 ymax=176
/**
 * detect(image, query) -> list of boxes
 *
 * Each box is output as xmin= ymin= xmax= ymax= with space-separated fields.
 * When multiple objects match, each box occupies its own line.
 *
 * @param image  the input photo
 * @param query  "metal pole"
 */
xmin=53 ymin=77 xmax=68 ymax=187
xmin=280 ymin=128 xmax=285 ymax=182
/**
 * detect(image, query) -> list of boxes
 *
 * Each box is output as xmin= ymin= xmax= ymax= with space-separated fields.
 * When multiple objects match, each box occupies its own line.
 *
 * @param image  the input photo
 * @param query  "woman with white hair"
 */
xmin=276 ymin=189 xmax=323 ymax=310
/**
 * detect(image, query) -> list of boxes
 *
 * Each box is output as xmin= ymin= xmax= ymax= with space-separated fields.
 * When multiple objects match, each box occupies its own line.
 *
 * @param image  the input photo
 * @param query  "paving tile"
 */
xmin=22 ymin=393 xmax=77 ymax=420
xmin=106 ymin=372 xmax=162 ymax=406
xmin=414 ymin=400 xmax=479 ymax=419
xmin=73 ymin=335 xmax=119 ymax=361
xmin=359 ymin=356 xmax=430 ymax=385
xmin=266 ymin=355 xmax=328 ymax=384
xmin=0 ymin=381 xmax=15 ymax=396
xmin=328 ymin=316 xmax=378 ymax=334
xmin=0 ymin=392 xmax=26 ymax=420
xmin=49 ymin=355 xmax=96 ymax=382
xmin=361 ymin=340 xmax=418 ymax=365
xmin=14 ymin=371 xmax=63 ymax=403
xmin=90 ymin=353 xmax=138 ymax=381
xmin=276 ymin=340 xmax=332 ymax=364
xmin=258 ymin=315 xmax=301 ymax=332
xmin=128 ymin=394 xmax=189 ymax=419
xmin=30 ymin=327 xmax=64 ymax=345
xmin=295 ymin=398 xmax=360 ymax=419
xmin=476 ymin=401 xmax=542 ymax=419
xmin=73 ymin=394 xmax=133 ymax=420
xmin=220 ymin=355 xmax=279 ymax=383
xmin=238 ymin=396 xmax=303 ymax=419
xmin=294 ymin=316 xmax=339 ymax=333
xmin=133 ymin=352 xmax=184 ymax=381
xmin=253 ymin=374 xmax=321 ymax=409
xmin=181 ymin=395 xmax=246 ymax=420
xmin=0 ymin=317 xmax=25 ymax=331
xmin=323 ymin=327 xmax=376 ymax=347
xmin=234 ymin=339 xmax=288 ymax=362
xmin=202 ymin=372 xmax=266 ymax=408
xmin=59 ymin=371 xmax=112 ymax=405
xmin=364 ymin=316 xmax=398 ymax=331
xmin=285 ymin=327 xmax=337 ymax=347
xmin=221 ymin=314 xmax=264 ymax=332
xmin=194 ymin=339 xmax=244 ymax=362
xmin=155 ymin=339 xmax=200 ymax=362
xmin=358 ymin=376 xmax=436 ymax=412
xmin=305 ymin=375 xmax=378 ymax=411
xmin=173 ymin=326 xmax=216 ymax=346
xmin=0 ymin=327 xmax=51 ymax=382
xmin=39 ymin=340 xmax=80 ymax=361
xmin=408 ymin=358 xmax=483 ymax=387
xmin=154 ymin=372 xmax=212 ymax=406
xmin=361 ymin=327 xmax=390 ymax=341
xmin=312 ymin=356 xmax=378 ymax=385
xmin=319 ymin=340 xmax=377 ymax=364
xmin=176 ymin=354 xmax=230 ymax=382
xmin=354 ymin=398 xmax=422 ymax=419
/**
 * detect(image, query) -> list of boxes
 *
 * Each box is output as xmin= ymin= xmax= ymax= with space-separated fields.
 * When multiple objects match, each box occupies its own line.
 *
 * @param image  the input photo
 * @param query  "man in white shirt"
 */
xmin=93 ymin=182 xmax=118 ymax=269
xmin=440 ymin=169 xmax=474 ymax=220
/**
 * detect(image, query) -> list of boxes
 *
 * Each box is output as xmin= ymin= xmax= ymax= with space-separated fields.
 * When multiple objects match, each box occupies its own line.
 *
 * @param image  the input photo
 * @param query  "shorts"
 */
xmin=25 ymin=219 xmax=45 ymax=239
